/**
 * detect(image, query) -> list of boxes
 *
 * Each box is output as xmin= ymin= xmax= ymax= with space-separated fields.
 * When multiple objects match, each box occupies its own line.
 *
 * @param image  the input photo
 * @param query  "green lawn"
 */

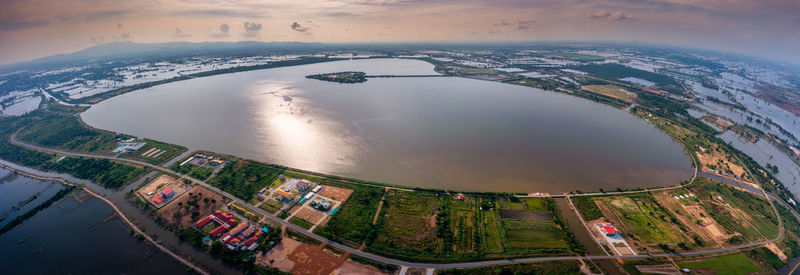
xmin=678 ymin=253 xmax=761 ymax=275
xmin=258 ymin=199 xmax=282 ymax=214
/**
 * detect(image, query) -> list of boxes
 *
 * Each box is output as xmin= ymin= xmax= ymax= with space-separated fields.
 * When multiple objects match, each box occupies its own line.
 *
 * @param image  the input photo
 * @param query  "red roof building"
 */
xmin=244 ymin=230 xmax=264 ymax=246
xmin=162 ymin=188 xmax=175 ymax=198
xmin=211 ymin=211 xmax=237 ymax=227
xmin=209 ymin=225 xmax=229 ymax=238
xmin=195 ymin=216 xmax=214 ymax=228
xmin=153 ymin=196 xmax=165 ymax=204
xmin=228 ymin=223 xmax=248 ymax=236
xmin=601 ymin=226 xmax=616 ymax=235
xmin=242 ymin=227 xmax=256 ymax=238
xmin=228 ymin=237 xmax=241 ymax=246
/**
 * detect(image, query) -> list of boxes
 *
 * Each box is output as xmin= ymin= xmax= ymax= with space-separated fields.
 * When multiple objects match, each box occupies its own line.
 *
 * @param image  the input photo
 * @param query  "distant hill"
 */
xmin=0 ymin=41 xmax=327 ymax=72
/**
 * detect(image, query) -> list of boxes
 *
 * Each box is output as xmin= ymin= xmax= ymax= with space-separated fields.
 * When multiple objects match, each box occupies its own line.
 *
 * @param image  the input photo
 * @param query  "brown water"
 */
xmin=82 ymin=58 xmax=692 ymax=193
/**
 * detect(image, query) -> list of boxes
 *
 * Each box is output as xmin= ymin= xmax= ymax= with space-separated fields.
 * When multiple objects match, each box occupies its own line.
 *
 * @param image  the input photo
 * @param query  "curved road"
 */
xmin=7 ymin=132 xmax=796 ymax=270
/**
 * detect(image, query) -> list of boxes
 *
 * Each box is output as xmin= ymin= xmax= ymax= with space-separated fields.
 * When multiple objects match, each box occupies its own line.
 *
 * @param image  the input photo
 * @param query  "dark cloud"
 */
xmin=112 ymin=33 xmax=131 ymax=41
xmin=515 ymin=19 xmax=535 ymax=30
xmin=243 ymin=21 xmax=262 ymax=38
xmin=290 ymin=22 xmax=310 ymax=32
xmin=320 ymin=11 xmax=356 ymax=17
xmin=588 ymin=10 xmax=633 ymax=20
xmin=173 ymin=28 xmax=191 ymax=38
xmin=0 ymin=18 xmax=49 ymax=31
xmin=117 ymin=23 xmax=122 ymax=29
xmin=211 ymin=23 xmax=230 ymax=38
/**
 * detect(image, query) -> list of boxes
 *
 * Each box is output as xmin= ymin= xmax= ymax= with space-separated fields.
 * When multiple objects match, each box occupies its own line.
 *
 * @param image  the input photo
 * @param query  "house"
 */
xmin=274 ymin=189 xmax=294 ymax=203
xmin=455 ymin=194 xmax=465 ymax=200
xmin=161 ymin=188 xmax=175 ymax=198
xmin=283 ymin=179 xmax=313 ymax=193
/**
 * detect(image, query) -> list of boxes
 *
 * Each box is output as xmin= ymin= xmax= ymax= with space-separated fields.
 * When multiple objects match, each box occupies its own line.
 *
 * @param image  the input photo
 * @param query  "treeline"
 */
xmin=0 ymin=185 xmax=76 ymax=235
xmin=306 ymin=71 xmax=367 ymax=83
xmin=42 ymin=157 xmax=145 ymax=188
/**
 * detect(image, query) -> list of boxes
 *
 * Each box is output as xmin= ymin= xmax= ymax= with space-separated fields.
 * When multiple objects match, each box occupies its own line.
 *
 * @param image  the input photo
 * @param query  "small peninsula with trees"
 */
xmin=306 ymin=71 xmax=367 ymax=83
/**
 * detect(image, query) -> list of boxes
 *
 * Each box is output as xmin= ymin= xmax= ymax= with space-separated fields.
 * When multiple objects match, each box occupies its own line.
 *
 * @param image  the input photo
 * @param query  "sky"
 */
xmin=1 ymin=0 xmax=799 ymax=65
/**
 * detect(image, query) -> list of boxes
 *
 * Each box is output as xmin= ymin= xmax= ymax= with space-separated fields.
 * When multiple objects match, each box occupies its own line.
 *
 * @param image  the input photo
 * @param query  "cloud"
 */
xmin=493 ymin=19 xmax=510 ymax=27
xmin=112 ymin=33 xmax=131 ymax=41
xmin=211 ymin=24 xmax=230 ymax=38
xmin=173 ymin=28 xmax=191 ymax=38
xmin=290 ymin=22 xmax=310 ymax=32
xmin=588 ymin=10 xmax=633 ymax=21
xmin=117 ymin=23 xmax=122 ymax=29
xmin=170 ymin=9 xmax=268 ymax=18
xmin=0 ymin=18 xmax=49 ymax=31
xmin=243 ymin=21 xmax=262 ymax=38
xmin=515 ymin=20 xmax=535 ymax=30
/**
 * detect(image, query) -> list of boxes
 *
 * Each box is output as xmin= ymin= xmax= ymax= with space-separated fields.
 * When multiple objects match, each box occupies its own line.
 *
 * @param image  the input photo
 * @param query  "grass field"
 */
xmin=582 ymin=85 xmax=634 ymax=102
xmin=172 ymin=163 xmax=214 ymax=180
xmin=600 ymin=195 xmax=686 ymax=247
xmin=688 ymin=178 xmax=779 ymax=242
xmin=482 ymin=204 xmax=504 ymax=254
xmin=497 ymin=198 xmax=569 ymax=253
xmin=313 ymin=184 xmax=383 ymax=247
xmin=258 ymin=199 xmax=282 ymax=214
xmin=208 ymin=161 xmax=284 ymax=201
xmin=290 ymin=216 xmax=314 ymax=230
xmin=371 ymin=190 xmax=440 ymax=254
xmin=17 ymin=114 xmax=116 ymax=153
xmin=125 ymin=138 xmax=185 ymax=165
xmin=677 ymin=253 xmax=761 ymax=275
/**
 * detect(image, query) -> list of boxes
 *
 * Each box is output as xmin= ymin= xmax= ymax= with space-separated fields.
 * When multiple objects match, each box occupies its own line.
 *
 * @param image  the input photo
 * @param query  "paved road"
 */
xmin=7 ymin=132 xmax=795 ymax=270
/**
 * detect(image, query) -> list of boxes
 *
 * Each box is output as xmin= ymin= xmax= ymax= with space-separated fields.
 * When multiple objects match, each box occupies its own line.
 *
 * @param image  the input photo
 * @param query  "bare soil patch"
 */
xmin=288 ymin=244 xmax=348 ymax=275
xmin=157 ymin=186 xmax=225 ymax=228
xmin=295 ymin=207 xmax=325 ymax=225
xmin=333 ymin=259 xmax=392 ymax=275
xmin=319 ymin=185 xmax=354 ymax=202
xmin=260 ymin=236 xmax=302 ymax=272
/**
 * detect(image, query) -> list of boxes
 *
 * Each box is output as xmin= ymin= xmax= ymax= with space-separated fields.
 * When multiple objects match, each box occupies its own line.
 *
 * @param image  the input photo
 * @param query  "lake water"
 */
xmin=0 ymin=168 xmax=190 ymax=274
xmin=83 ymin=58 xmax=691 ymax=193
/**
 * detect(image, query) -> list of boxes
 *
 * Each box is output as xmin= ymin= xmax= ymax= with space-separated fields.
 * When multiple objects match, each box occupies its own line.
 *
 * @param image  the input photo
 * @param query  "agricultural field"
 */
xmin=540 ymin=51 xmax=604 ymax=61
xmin=581 ymin=85 xmax=635 ymax=102
xmin=480 ymin=199 xmax=504 ymax=254
xmin=436 ymin=260 xmax=582 ymax=275
xmin=677 ymin=253 xmax=762 ymax=275
xmin=208 ymin=161 xmax=284 ymax=201
xmin=496 ymin=197 xmax=570 ymax=254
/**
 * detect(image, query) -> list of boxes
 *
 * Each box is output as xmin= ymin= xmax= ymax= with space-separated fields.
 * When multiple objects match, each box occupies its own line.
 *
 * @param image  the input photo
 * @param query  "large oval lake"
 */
xmin=82 ymin=58 xmax=691 ymax=193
